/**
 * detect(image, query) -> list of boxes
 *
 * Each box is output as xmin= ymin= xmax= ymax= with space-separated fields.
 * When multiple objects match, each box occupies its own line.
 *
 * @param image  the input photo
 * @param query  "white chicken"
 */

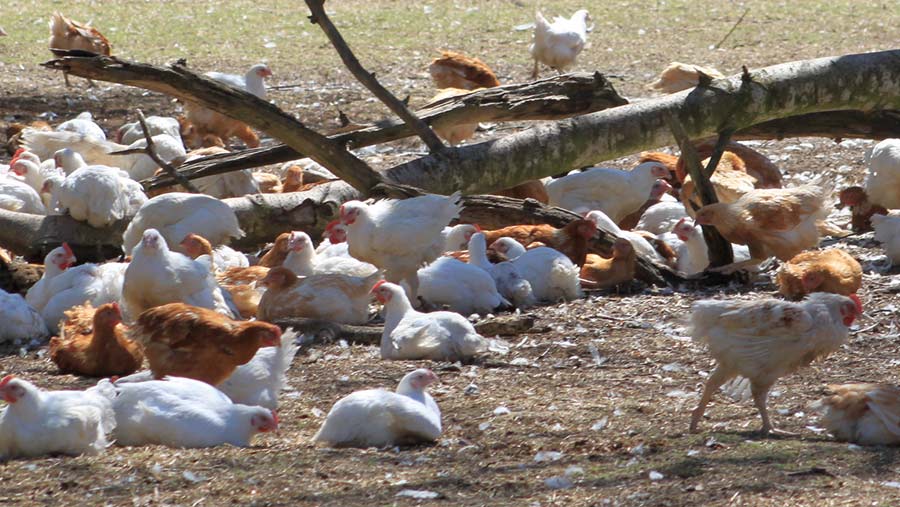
xmin=689 ymin=293 xmax=862 ymax=434
xmin=22 ymin=129 xmax=187 ymax=180
xmin=0 ymin=176 xmax=46 ymax=214
xmin=25 ymin=244 xmax=74 ymax=312
xmin=0 ymin=375 xmax=116 ymax=459
xmin=257 ymin=266 xmax=379 ymax=325
xmin=340 ymin=192 xmax=462 ymax=302
xmin=104 ymin=377 xmax=278 ymax=448
xmin=218 ymin=329 xmax=300 ymax=409
xmin=283 ymin=230 xmax=377 ymax=278
xmin=116 ymin=116 xmax=182 ymax=146
xmin=182 ymin=147 xmax=260 ymax=199
xmin=9 ymin=156 xmax=63 ymax=200
xmin=813 ymin=383 xmax=900 ymax=445
xmin=864 ymin=138 xmax=900 ymax=209
xmin=56 ymin=112 xmax=105 ymax=142
xmin=315 ymin=221 xmax=351 ymax=258
xmin=636 ymin=201 xmax=689 ymax=235
xmin=0 ymin=289 xmax=49 ymax=343
xmin=670 ymin=218 xmax=750 ymax=276
xmin=441 ymin=223 xmax=479 ymax=252
xmin=122 ymin=192 xmax=243 ymax=254
xmin=121 ymin=229 xmax=237 ymax=322
xmin=546 ymin=162 xmax=671 ymax=222
xmin=184 ymin=64 xmax=272 ymax=148
xmin=494 ymin=244 xmax=581 ymax=302
xmin=312 ymin=369 xmax=441 ymax=448
xmin=467 ymin=232 xmax=536 ymax=308
xmin=584 ymin=209 xmax=667 ymax=264
xmin=530 ymin=10 xmax=591 ymax=78
xmin=41 ymin=260 xmax=127 ymax=335
xmin=418 ymin=255 xmax=508 ymax=315
xmin=871 ymin=213 xmax=900 ymax=264
xmin=373 ymin=281 xmax=508 ymax=361
xmin=53 ymin=151 xmax=147 ymax=227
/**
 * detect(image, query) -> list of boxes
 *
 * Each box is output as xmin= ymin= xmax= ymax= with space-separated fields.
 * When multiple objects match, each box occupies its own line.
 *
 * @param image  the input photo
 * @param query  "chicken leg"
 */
xmin=751 ymin=381 xmax=796 ymax=436
xmin=531 ymin=59 xmax=540 ymax=79
xmin=690 ymin=365 xmax=734 ymax=433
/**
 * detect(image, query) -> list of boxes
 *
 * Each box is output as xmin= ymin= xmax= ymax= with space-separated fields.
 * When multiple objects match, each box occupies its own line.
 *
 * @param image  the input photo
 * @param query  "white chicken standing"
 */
xmin=864 ymin=138 xmax=900 ymax=209
xmin=103 ymin=377 xmax=278 ymax=448
xmin=0 ymin=289 xmax=49 ymax=343
xmin=122 ymin=192 xmax=243 ymax=254
xmin=52 ymin=149 xmax=147 ymax=227
xmin=0 ymin=375 xmax=116 ymax=459
xmin=871 ymin=213 xmax=900 ymax=264
xmin=56 ymin=112 xmax=105 ymax=142
xmin=340 ymin=192 xmax=462 ymax=302
xmin=546 ymin=162 xmax=671 ymax=222
xmin=530 ymin=10 xmax=591 ymax=78
xmin=121 ymin=229 xmax=237 ymax=322
xmin=218 ymin=330 xmax=300 ymax=409
xmin=689 ymin=293 xmax=863 ymax=434
xmin=283 ymin=230 xmax=377 ymax=277
xmin=418 ymin=232 xmax=509 ymax=315
xmin=312 ymin=369 xmax=442 ymax=448
xmin=373 ymin=281 xmax=508 ymax=361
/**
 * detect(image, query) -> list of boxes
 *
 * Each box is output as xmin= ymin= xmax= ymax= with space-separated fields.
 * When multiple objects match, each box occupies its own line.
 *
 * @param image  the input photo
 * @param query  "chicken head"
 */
xmin=0 ymin=375 xmax=28 ymax=403
xmin=288 ymin=231 xmax=313 ymax=252
xmin=252 ymin=64 xmax=273 ymax=79
xmin=179 ymin=233 xmax=212 ymax=259
xmin=651 ymin=179 xmax=673 ymax=199
xmin=324 ymin=220 xmax=347 ymax=244
xmin=251 ymin=408 xmax=279 ymax=433
xmin=259 ymin=266 xmax=295 ymax=290
xmin=339 ymin=202 xmax=366 ymax=225
xmin=371 ymin=280 xmax=394 ymax=304
xmin=406 ymin=369 xmax=439 ymax=390
xmin=96 ymin=302 xmax=123 ymax=327
xmin=842 ymin=294 xmax=863 ymax=326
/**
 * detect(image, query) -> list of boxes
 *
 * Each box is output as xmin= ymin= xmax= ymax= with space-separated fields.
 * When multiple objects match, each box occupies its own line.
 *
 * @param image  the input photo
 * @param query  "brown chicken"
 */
xmin=258 ymin=232 xmax=292 ymax=267
xmin=813 ymin=384 xmax=900 ymax=445
xmin=775 ymin=249 xmax=862 ymax=300
xmin=180 ymin=233 xmax=264 ymax=319
xmin=648 ymin=62 xmax=725 ymax=94
xmin=252 ymin=172 xmax=282 ymax=193
xmin=481 ymin=219 xmax=597 ymax=266
xmin=838 ymin=186 xmax=887 ymax=233
xmin=681 ymin=152 xmax=757 ymax=215
xmin=281 ymin=165 xmax=305 ymax=193
xmin=48 ymin=13 xmax=111 ymax=87
xmin=694 ymin=184 xmax=830 ymax=272
xmin=493 ymin=180 xmax=550 ymax=204
xmin=619 ymin=179 xmax=673 ymax=230
xmin=428 ymin=51 xmax=501 ymax=90
xmin=678 ymin=140 xmax=782 ymax=189
xmin=128 ymin=302 xmax=281 ymax=386
xmin=49 ymin=302 xmax=144 ymax=377
xmin=257 ymin=267 xmax=379 ymax=324
xmin=579 ymin=238 xmax=636 ymax=290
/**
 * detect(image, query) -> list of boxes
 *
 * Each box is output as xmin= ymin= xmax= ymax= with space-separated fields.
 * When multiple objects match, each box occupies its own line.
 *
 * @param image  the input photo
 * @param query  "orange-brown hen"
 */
xmin=481 ymin=219 xmax=597 ymax=266
xmin=579 ymin=238 xmax=636 ymax=290
xmin=49 ymin=302 xmax=144 ymax=377
xmin=129 ymin=303 xmax=281 ymax=386
xmin=428 ymin=51 xmax=501 ymax=90
xmin=258 ymin=232 xmax=292 ymax=267
xmin=838 ymin=186 xmax=887 ymax=233
xmin=775 ymin=249 xmax=862 ymax=300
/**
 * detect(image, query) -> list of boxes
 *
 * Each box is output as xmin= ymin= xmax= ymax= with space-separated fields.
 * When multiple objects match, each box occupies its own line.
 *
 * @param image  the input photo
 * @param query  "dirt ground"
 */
xmin=2 ymin=1 xmax=900 ymax=506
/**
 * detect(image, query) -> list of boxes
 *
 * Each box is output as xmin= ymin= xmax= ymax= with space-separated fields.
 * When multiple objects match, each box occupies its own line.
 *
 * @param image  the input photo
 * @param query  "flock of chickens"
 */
xmin=1 ymin=10 xmax=900 ymax=464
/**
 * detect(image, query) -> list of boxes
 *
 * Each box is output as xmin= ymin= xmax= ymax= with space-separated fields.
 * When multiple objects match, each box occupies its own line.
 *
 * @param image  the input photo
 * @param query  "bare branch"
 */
xmin=123 ymin=109 xmax=199 ymax=193
xmin=303 ymin=0 xmax=446 ymax=153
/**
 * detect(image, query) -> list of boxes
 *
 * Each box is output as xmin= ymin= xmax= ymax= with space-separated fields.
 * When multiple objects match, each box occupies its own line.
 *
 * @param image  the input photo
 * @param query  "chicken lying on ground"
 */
xmin=689 ymin=293 xmax=862 ymax=435
xmin=257 ymin=266 xmax=379 ymax=325
xmin=648 ymin=62 xmax=726 ymax=94
xmin=488 ymin=241 xmax=582 ymax=302
xmin=0 ymin=375 xmax=116 ymax=459
xmin=480 ymin=219 xmax=597 ymax=267
xmin=546 ymin=162 xmax=670 ymax=221
xmin=180 ymin=233 xmax=249 ymax=272
xmin=667 ymin=218 xmax=750 ymax=276
xmin=101 ymin=377 xmax=278 ymax=448
xmin=374 ymin=281 xmax=508 ymax=362
xmin=812 ymin=383 xmax=900 ymax=445
xmin=116 ymin=115 xmax=181 ymax=145
xmin=128 ymin=302 xmax=281 ymax=386
xmin=49 ymin=302 xmax=144 ymax=377
xmin=313 ymin=369 xmax=441 ymax=448
xmin=775 ymin=249 xmax=862 ymax=300
xmin=218 ymin=329 xmax=300 ymax=410
xmin=693 ymin=183 xmax=831 ymax=273
xmin=466 ymin=232 xmax=537 ymax=308
xmin=579 ymin=238 xmax=636 ymax=290
xmin=0 ymin=288 xmax=48 ymax=343
xmin=282 ymin=231 xmax=377 ymax=278
xmin=340 ymin=192 xmax=462 ymax=303
xmin=838 ymin=186 xmax=888 ymax=233
xmin=530 ymin=9 xmax=591 ymax=77
xmin=122 ymin=229 xmax=237 ymax=322
xmin=865 ymin=138 xmax=900 ymax=209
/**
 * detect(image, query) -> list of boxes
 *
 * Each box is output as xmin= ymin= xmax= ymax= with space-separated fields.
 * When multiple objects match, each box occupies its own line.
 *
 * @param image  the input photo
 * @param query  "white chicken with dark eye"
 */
xmin=0 ymin=375 xmax=116 ymax=459
xmin=101 ymin=377 xmax=278 ymax=448
xmin=122 ymin=192 xmax=244 ymax=255
xmin=417 ymin=232 xmax=509 ymax=315
xmin=466 ymin=232 xmax=536 ymax=308
xmin=26 ymin=244 xmax=75 ymax=312
xmin=373 ymin=281 xmax=508 ymax=361
xmin=339 ymin=192 xmax=462 ymax=303
xmin=689 ymin=292 xmax=863 ymax=435
xmin=312 ymin=369 xmax=442 ymax=448
xmin=486 ymin=240 xmax=582 ymax=303
xmin=121 ymin=229 xmax=237 ymax=322
xmin=441 ymin=223 xmax=480 ymax=252
xmin=282 ymin=230 xmax=377 ymax=278
xmin=530 ymin=9 xmax=591 ymax=78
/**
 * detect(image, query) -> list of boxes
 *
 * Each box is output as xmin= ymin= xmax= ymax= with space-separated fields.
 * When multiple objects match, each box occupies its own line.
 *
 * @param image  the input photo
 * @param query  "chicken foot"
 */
xmin=690 ymin=365 xmax=735 ymax=433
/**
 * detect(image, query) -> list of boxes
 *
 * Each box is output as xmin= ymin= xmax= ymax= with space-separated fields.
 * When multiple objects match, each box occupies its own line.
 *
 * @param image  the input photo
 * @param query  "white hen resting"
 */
xmin=584 ymin=210 xmax=667 ymax=264
xmin=0 ymin=177 xmax=46 ymax=214
xmin=497 ymin=245 xmax=581 ymax=302
xmin=283 ymin=231 xmax=377 ymax=278
xmin=312 ymin=369 xmax=442 ymax=448
xmin=54 ymin=159 xmax=147 ymax=227
xmin=813 ymin=383 xmax=900 ymax=445
xmin=218 ymin=330 xmax=300 ymax=409
xmin=374 ymin=281 xmax=508 ymax=361
xmin=546 ymin=162 xmax=670 ymax=222
xmin=871 ymin=213 xmax=900 ymax=264
xmin=466 ymin=232 xmax=536 ymax=308
xmin=0 ymin=289 xmax=49 ymax=343
xmin=25 ymin=245 xmax=73 ymax=312
xmin=104 ymin=377 xmax=278 ymax=448
xmin=636 ymin=201 xmax=689 ymax=235
xmin=116 ymin=116 xmax=182 ymax=145
xmin=121 ymin=229 xmax=237 ymax=322
xmin=0 ymin=376 xmax=116 ymax=459
xmin=865 ymin=139 xmax=900 ymax=209
xmin=340 ymin=192 xmax=462 ymax=302
xmin=56 ymin=112 xmax=105 ymax=142
xmin=122 ymin=192 xmax=243 ymax=254
xmin=418 ymin=256 xmax=508 ymax=315
xmin=530 ymin=10 xmax=591 ymax=77
xmin=42 ymin=261 xmax=127 ymax=335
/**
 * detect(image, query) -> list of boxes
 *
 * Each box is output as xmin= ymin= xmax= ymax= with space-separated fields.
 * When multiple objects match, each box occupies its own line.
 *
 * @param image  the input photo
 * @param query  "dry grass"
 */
xmin=2 ymin=1 xmax=900 ymax=505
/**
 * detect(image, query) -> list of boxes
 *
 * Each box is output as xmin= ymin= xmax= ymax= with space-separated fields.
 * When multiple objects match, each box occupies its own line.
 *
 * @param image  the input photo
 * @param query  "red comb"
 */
xmin=62 ymin=242 xmax=74 ymax=257
xmin=0 ymin=375 xmax=14 ymax=388
xmin=10 ymin=147 xmax=26 ymax=166
xmin=371 ymin=280 xmax=388 ymax=292
xmin=850 ymin=294 xmax=863 ymax=313
xmin=325 ymin=219 xmax=340 ymax=231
